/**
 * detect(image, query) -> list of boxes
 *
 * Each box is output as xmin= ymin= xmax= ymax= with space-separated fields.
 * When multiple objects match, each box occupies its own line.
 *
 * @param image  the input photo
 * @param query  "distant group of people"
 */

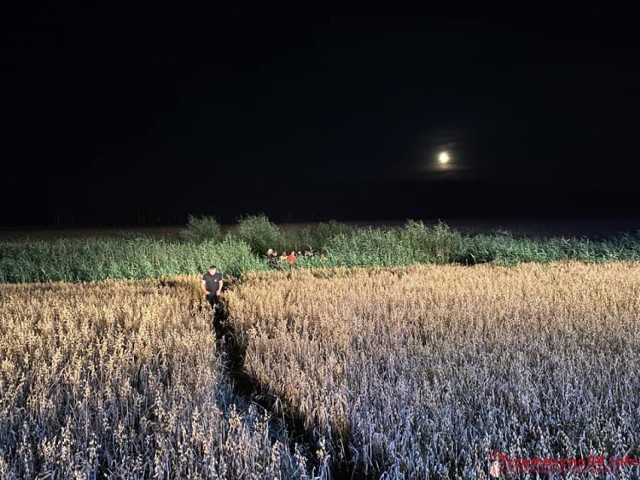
xmin=266 ymin=248 xmax=315 ymax=266
xmin=201 ymin=249 xmax=325 ymax=323
xmin=200 ymin=244 xmax=332 ymax=333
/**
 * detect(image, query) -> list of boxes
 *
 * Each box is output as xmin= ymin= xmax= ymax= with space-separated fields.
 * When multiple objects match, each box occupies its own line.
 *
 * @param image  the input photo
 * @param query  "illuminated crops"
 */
xmin=226 ymin=262 xmax=640 ymax=478
xmin=0 ymin=279 xmax=310 ymax=479
xmin=2 ymin=262 xmax=639 ymax=478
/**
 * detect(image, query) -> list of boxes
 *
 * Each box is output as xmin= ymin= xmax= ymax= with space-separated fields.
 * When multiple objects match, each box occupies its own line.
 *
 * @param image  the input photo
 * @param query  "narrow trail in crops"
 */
xmin=211 ymin=299 xmax=382 ymax=480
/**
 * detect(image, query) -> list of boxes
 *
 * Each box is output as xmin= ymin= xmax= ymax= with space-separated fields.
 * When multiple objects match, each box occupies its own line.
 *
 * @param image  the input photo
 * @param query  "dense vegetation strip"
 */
xmin=1 ymin=215 xmax=639 ymax=283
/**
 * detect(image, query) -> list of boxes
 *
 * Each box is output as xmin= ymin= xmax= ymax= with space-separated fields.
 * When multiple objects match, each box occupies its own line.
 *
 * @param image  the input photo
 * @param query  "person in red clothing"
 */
xmin=287 ymin=250 xmax=297 ymax=264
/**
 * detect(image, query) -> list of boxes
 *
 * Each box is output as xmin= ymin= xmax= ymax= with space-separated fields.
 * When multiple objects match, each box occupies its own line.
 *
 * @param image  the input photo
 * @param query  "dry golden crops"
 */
xmin=2 ymin=262 xmax=640 ymax=479
xmin=226 ymin=262 xmax=640 ymax=478
xmin=0 ymin=277 xmax=309 ymax=479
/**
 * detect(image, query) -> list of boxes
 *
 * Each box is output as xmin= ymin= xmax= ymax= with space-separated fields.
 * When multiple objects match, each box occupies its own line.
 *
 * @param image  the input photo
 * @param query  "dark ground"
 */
xmin=2 ymin=177 xmax=638 ymax=228
xmin=1 ymin=215 xmax=640 ymax=241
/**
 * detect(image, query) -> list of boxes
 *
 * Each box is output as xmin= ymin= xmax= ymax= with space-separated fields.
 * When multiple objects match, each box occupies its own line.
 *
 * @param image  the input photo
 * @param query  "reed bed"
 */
xmin=0 ymin=278 xmax=310 ymax=479
xmin=226 ymin=262 xmax=640 ymax=478
xmin=2 ymin=220 xmax=639 ymax=283
xmin=0 ymin=238 xmax=264 ymax=283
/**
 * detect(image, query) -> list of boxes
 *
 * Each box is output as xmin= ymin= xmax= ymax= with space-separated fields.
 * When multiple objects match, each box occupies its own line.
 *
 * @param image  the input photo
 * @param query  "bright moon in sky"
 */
xmin=438 ymin=151 xmax=450 ymax=164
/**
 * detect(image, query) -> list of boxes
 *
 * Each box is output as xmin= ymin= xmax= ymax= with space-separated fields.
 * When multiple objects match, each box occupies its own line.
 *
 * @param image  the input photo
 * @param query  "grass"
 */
xmin=0 ymin=216 xmax=639 ymax=283
xmin=0 ymin=237 xmax=265 ymax=283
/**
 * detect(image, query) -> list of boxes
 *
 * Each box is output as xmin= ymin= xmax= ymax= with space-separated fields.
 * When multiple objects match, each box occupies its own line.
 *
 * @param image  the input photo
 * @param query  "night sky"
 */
xmin=2 ymin=5 xmax=639 ymax=225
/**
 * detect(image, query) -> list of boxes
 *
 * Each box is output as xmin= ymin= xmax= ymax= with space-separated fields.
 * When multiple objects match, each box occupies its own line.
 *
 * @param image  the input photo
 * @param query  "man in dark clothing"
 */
xmin=202 ymin=265 xmax=223 ymax=310
xmin=267 ymin=249 xmax=279 ymax=267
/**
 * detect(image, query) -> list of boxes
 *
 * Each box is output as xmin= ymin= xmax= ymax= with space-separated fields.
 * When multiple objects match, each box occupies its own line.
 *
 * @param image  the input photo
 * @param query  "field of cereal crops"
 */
xmin=0 ymin=279 xmax=311 ymax=479
xmin=1 ymin=261 xmax=640 ymax=478
xmin=226 ymin=262 xmax=640 ymax=478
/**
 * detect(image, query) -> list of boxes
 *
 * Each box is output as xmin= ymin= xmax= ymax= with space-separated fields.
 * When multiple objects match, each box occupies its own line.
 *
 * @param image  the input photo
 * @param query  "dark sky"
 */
xmin=2 ymin=5 xmax=639 ymax=225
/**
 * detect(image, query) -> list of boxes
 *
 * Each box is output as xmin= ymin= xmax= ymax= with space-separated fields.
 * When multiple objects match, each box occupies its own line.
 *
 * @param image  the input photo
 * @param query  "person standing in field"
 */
xmin=267 ymin=249 xmax=278 ymax=266
xmin=201 ymin=265 xmax=223 ymax=310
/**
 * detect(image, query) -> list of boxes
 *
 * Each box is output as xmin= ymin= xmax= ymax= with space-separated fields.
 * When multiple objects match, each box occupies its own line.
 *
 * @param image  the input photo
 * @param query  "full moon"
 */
xmin=438 ymin=151 xmax=450 ymax=164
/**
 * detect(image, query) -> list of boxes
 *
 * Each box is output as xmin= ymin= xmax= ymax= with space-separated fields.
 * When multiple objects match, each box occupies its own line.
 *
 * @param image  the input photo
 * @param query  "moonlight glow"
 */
xmin=438 ymin=151 xmax=450 ymax=164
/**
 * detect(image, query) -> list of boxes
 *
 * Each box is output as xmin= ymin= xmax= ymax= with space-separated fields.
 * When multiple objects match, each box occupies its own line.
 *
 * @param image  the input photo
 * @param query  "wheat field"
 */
xmin=226 ymin=262 xmax=640 ymax=478
xmin=0 ymin=278 xmax=309 ymax=479
xmin=2 ymin=262 xmax=640 ymax=478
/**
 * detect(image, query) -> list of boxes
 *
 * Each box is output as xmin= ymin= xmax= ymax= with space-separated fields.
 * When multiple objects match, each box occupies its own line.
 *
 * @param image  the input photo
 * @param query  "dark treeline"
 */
xmin=2 ymin=177 xmax=637 ymax=226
